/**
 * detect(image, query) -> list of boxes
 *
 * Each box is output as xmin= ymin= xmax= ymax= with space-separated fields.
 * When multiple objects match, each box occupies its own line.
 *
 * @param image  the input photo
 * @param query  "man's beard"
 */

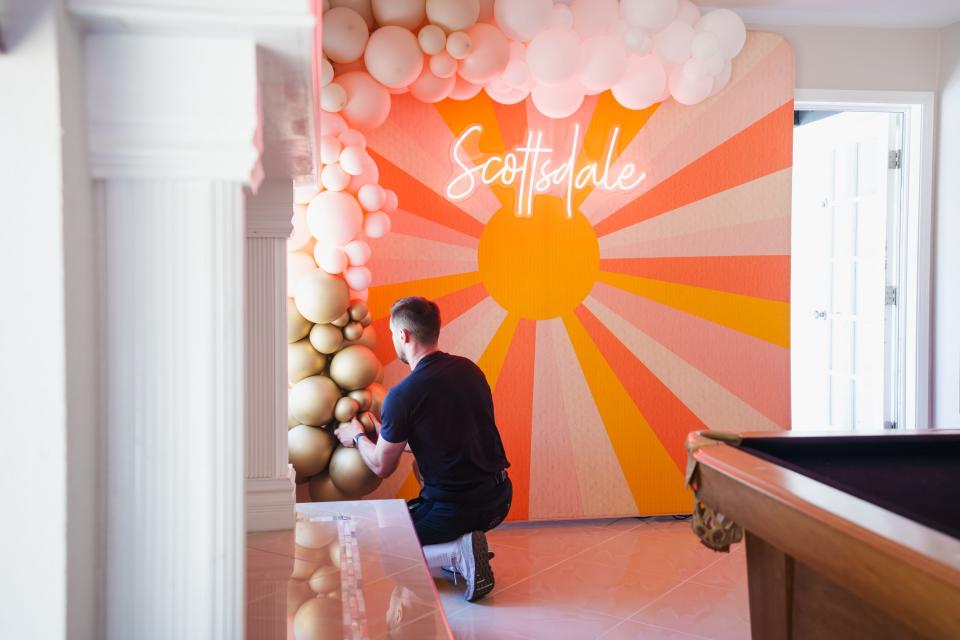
xmin=395 ymin=344 xmax=407 ymax=364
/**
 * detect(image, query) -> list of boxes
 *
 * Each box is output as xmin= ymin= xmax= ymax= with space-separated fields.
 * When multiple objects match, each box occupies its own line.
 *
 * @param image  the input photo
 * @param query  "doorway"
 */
xmin=791 ymin=109 xmax=904 ymax=430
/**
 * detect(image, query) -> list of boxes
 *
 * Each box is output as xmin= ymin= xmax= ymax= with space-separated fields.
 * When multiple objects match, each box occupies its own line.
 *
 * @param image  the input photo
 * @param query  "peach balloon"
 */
xmin=429 ymin=52 xmax=458 ymax=78
xmin=531 ymin=78 xmax=585 ymax=119
xmin=287 ymin=252 xmax=317 ymax=297
xmin=364 ymin=26 xmax=423 ymax=89
xmin=445 ymin=31 xmax=472 ymax=59
xmin=580 ymin=35 xmax=628 ymax=92
xmin=409 ymin=63 xmax=457 ymax=102
xmin=448 ymin=75 xmax=482 ymax=100
xmin=336 ymin=71 xmax=391 ymax=131
xmin=338 ymin=129 xmax=367 ymax=148
xmin=339 ymin=145 xmax=368 ymax=176
xmin=669 ymin=64 xmax=712 ymax=104
xmin=344 ymin=239 xmax=372 ymax=266
xmin=319 ymin=135 xmax=343 ymax=165
xmin=344 ymin=265 xmax=372 ymax=291
xmin=320 ymin=82 xmax=347 ymax=113
xmin=494 ymin=0 xmax=552 ymax=42
xmin=612 ymin=55 xmax=667 ymax=110
xmin=382 ymin=189 xmax=399 ymax=213
xmin=288 ymin=204 xmax=311 ymax=252
xmin=321 ymin=7 xmax=369 ymax=63
xmin=320 ymin=163 xmax=350 ymax=191
xmin=526 ymin=27 xmax=581 ymax=85
xmin=426 ymin=0 xmax=479 ymax=33
xmin=307 ymin=190 xmax=364 ymax=247
xmin=371 ymin=0 xmax=424 ymax=29
xmin=319 ymin=111 xmax=348 ymax=137
xmin=459 ymin=23 xmax=510 ymax=84
xmin=357 ymin=184 xmax=386 ymax=212
xmin=363 ymin=211 xmax=391 ymax=238
xmin=320 ymin=56 xmax=334 ymax=86
xmin=315 ymin=245 xmax=349 ymax=274
xmin=418 ymin=24 xmax=446 ymax=55
xmin=484 ymin=78 xmax=529 ymax=105
xmin=346 ymin=154 xmax=380 ymax=193
xmin=330 ymin=0 xmax=374 ymax=28
xmin=571 ymin=0 xmax=619 ymax=38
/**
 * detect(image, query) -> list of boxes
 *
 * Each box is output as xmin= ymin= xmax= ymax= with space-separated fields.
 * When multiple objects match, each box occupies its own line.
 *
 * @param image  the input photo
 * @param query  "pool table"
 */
xmin=685 ymin=430 xmax=960 ymax=640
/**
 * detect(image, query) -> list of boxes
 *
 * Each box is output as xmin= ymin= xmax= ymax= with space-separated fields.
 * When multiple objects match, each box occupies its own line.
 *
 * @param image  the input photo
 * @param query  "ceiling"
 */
xmin=701 ymin=0 xmax=960 ymax=28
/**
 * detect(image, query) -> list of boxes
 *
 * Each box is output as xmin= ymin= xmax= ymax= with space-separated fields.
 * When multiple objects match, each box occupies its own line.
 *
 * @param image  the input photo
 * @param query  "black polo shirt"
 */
xmin=379 ymin=351 xmax=510 ymax=502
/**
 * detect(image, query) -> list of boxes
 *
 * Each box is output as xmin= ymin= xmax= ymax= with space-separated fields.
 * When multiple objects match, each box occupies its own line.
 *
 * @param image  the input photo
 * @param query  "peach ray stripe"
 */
xmin=581 ymin=33 xmax=793 ymax=224
xmin=368 ymin=235 xmax=478 ymax=286
xmin=591 ymin=281 xmax=790 ymax=428
xmin=604 ymin=216 xmax=791 ymax=260
xmin=598 ymin=270 xmax=790 ymax=349
xmin=561 ymin=311 xmax=690 ymax=515
xmin=600 ymin=255 xmax=791 ymax=303
xmin=388 ymin=208 xmax=479 ymax=250
xmin=365 ymin=93 xmax=501 ymax=224
xmin=599 ymin=169 xmax=791 ymax=257
xmin=584 ymin=295 xmax=782 ymax=432
xmin=537 ymin=318 xmax=637 ymax=518
xmin=529 ymin=318 xmax=585 ymax=519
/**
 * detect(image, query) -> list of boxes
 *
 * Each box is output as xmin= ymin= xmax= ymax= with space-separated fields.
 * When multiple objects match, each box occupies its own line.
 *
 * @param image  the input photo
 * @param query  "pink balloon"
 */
xmin=288 ymin=203 xmax=312 ymax=252
xmin=320 ymin=163 xmax=351 ymax=191
xmin=611 ymin=55 xmax=667 ymax=110
xmin=315 ymin=245 xmax=349 ymax=274
xmin=531 ymin=79 xmax=585 ymax=119
xmin=336 ymin=71 xmax=392 ymax=131
xmin=319 ymin=111 xmax=348 ymax=137
xmin=344 ymin=239 xmax=372 ymax=266
xmin=338 ymin=129 xmax=366 ymax=148
xmin=580 ymin=35 xmax=628 ymax=92
xmin=349 ymin=288 xmax=369 ymax=301
xmin=382 ymin=189 xmax=399 ymax=213
xmin=319 ymin=135 xmax=343 ymax=165
xmin=344 ymin=266 xmax=372 ymax=291
xmin=363 ymin=211 xmax=392 ymax=238
xmin=448 ymin=75 xmax=483 ymax=100
xmin=571 ymin=0 xmax=619 ymax=38
xmin=364 ymin=26 xmax=423 ymax=89
xmin=307 ymin=190 xmax=364 ymax=247
xmin=484 ymin=78 xmax=529 ymax=105
xmin=494 ymin=0 xmax=552 ymax=42
xmin=710 ymin=60 xmax=732 ymax=96
xmin=459 ymin=23 xmax=510 ymax=84
xmin=409 ymin=62 xmax=457 ymax=102
xmin=526 ymin=27 xmax=581 ymax=85
xmin=502 ymin=59 xmax=531 ymax=89
xmin=357 ymin=184 xmax=387 ymax=211
xmin=339 ymin=145 xmax=368 ymax=175
xmin=668 ymin=64 xmax=712 ymax=104
xmin=347 ymin=154 xmax=380 ymax=193
xmin=429 ymin=52 xmax=459 ymax=78
xmin=287 ymin=252 xmax=317 ymax=297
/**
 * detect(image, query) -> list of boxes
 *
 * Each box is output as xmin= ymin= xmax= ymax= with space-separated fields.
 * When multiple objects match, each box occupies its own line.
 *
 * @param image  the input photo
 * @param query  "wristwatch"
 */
xmin=353 ymin=432 xmax=366 ymax=448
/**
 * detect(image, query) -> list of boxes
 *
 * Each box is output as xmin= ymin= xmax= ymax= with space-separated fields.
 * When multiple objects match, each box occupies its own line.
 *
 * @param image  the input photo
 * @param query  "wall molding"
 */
xmin=246 ymin=474 xmax=296 ymax=532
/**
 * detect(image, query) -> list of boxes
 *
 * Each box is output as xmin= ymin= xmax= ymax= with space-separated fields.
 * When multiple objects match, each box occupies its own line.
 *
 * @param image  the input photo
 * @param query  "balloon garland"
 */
xmin=289 ymin=0 xmax=748 ymax=501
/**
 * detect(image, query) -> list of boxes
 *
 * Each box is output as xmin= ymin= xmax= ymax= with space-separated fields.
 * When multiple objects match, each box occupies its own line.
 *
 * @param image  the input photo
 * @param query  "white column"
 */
xmin=85 ymin=33 xmax=260 ymax=639
xmin=246 ymin=180 xmax=296 ymax=532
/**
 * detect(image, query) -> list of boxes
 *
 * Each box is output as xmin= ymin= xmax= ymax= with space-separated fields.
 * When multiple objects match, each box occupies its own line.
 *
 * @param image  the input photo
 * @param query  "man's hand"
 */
xmin=334 ymin=418 xmax=364 ymax=447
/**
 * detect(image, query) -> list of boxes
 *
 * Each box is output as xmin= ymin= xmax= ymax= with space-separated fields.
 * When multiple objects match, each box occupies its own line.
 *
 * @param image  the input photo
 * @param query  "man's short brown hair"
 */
xmin=390 ymin=297 xmax=441 ymax=345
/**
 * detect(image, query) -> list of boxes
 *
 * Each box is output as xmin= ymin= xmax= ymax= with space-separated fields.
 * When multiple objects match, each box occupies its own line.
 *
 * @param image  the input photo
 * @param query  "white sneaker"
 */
xmin=456 ymin=531 xmax=495 ymax=602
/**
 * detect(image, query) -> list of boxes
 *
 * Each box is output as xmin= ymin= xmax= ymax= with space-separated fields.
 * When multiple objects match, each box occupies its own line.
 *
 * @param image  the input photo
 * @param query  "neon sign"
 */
xmin=444 ymin=124 xmax=646 ymax=219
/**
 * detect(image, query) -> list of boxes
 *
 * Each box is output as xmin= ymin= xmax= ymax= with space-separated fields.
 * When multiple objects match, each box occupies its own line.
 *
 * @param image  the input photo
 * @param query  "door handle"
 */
xmin=813 ymin=310 xmax=827 ymax=320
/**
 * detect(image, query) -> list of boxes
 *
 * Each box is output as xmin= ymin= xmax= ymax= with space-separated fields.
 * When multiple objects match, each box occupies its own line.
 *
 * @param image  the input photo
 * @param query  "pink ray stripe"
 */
xmin=583 ymin=296 xmax=783 ymax=432
xmin=525 ymin=95 xmax=601 ymax=202
xmin=529 ymin=319 xmax=584 ymax=518
xmin=389 ymin=208 xmax=480 ymax=250
xmin=367 ymin=235 xmax=478 ymax=286
xmin=581 ymin=34 xmax=793 ymax=225
xmin=541 ymin=319 xmax=639 ymax=517
xmin=602 ymin=216 xmax=791 ymax=259
xmin=591 ymin=281 xmax=790 ymax=427
xmin=365 ymin=94 xmax=501 ymax=224
xmin=599 ymin=169 xmax=791 ymax=258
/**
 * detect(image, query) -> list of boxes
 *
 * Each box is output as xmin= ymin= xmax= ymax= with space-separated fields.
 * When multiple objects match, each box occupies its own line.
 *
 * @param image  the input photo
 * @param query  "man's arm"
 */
xmin=335 ymin=417 xmax=406 ymax=478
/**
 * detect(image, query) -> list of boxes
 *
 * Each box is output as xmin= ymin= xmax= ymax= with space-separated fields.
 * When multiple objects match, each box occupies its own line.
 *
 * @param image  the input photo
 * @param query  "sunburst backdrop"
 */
xmin=362 ymin=32 xmax=794 ymax=520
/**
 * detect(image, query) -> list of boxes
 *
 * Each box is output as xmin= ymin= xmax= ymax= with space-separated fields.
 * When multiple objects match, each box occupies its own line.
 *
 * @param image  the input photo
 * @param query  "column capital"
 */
xmin=246 ymin=180 xmax=295 ymax=238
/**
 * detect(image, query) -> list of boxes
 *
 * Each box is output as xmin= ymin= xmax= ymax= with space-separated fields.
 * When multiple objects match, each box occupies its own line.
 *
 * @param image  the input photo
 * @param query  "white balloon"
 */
xmin=320 ymin=57 xmax=334 ymax=86
xmin=372 ymin=0 xmax=425 ymax=29
xmin=623 ymin=27 xmax=652 ymax=55
xmin=330 ymin=0 xmax=374 ymax=28
xmin=620 ymin=0 xmax=678 ymax=31
xmin=339 ymin=145 xmax=367 ymax=175
xmin=702 ymin=53 xmax=724 ymax=76
xmin=321 ymin=163 xmax=351 ymax=191
xmin=676 ymin=0 xmax=701 ymax=25
xmin=526 ymin=27 xmax=581 ymax=85
xmin=430 ymin=52 xmax=459 ymax=78
xmin=319 ymin=135 xmax=342 ymax=165
xmin=446 ymin=31 xmax=473 ymax=59
xmin=691 ymin=31 xmax=720 ymax=60
xmin=570 ymin=0 xmax=619 ymax=39
xmin=531 ymin=79 xmax=585 ymax=119
xmin=364 ymin=26 xmax=424 ymax=89
xmin=502 ymin=59 xmax=531 ymax=89
xmin=320 ymin=82 xmax=348 ymax=112
xmin=418 ymin=24 xmax=447 ymax=54
xmin=611 ymin=55 xmax=667 ymax=110
xmin=710 ymin=60 xmax=732 ymax=96
xmin=550 ymin=5 xmax=574 ymax=29
xmin=696 ymin=9 xmax=746 ymax=59
xmin=338 ymin=129 xmax=366 ymax=148
xmin=322 ymin=7 xmax=369 ymax=64
xmin=580 ymin=35 xmax=627 ymax=92
xmin=493 ymin=0 xmax=553 ymax=42
xmin=484 ymin=78 xmax=529 ymax=105
xmin=669 ymin=64 xmax=712 ymax=104
xmin=426 ymin=0 xmax=480 ymax=33
xmin=654 ymin=21 xmax=695 ymax=65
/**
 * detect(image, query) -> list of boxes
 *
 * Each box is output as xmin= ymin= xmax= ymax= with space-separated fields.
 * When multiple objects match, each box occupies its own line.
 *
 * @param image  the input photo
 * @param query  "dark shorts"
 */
xmin=407 ymin=477 xmax=512 ymax=546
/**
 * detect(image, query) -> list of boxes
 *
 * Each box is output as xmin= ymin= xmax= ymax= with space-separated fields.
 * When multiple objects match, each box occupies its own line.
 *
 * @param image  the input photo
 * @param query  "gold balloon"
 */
xmin=287 ymin=580 xmax=315 ymax=616
xmin=294 ymin=270 xmax=350 ymax=324
xmin=289 ymin=375 xmax=341 ymax=426
xmin=288 ymin=425 xmax=337 ymax=477
xmin=331 ymin=311 xmax=350 ymax=328
xmin=360 ymin=312 xmax=372 ymax=327
xmin=348 ymin=300 xmax=368 ymax=322
xmin=296 ymin=520 xmax=338 ymax=550
xmin=293 ymin=596 xmax=342 ymax=640
xmin=309 ymin=323 xmax=343 ymax=355
xmin=308 ymin=565 xmax=341 ymax=594
xmin=334 ymin=396 xmax=360 ymax=423
xmin=368 ymin=382 xmax=387 ymax=419
xmin=344 ymin=324 xmax=376 ymax=350
xmin=342 ymin=321 xmax=363 ymax=342
xmin=357 ymin=411 xmax=377 ymax=434
xmin=348 ymin=389 xmax=372 ymax=411
xmin=288 ymin=298 xmax=313 ymax=344
xmin=329 ymin=446 xmax=382 ymax=497
xmin=329 ymin=541 xmax=341 ymax=568
xmin=288 ymin=338 xmax=328 ymax=384
xmin=309 ymin=472 xmax=350 ymax=502
xmin=329 ymin=345 xmax=382 ymax=391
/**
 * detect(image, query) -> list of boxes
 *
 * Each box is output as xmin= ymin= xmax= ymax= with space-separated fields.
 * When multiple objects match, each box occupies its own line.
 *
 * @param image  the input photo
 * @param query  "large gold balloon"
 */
xmin=334 ymin=396 xmax=360 ymax=423
xmin=294 ymin=270 xmax=350 ymax=324
xmin=293 ymin=596 xmax=342 ymax=640
xmin=288 ymin=298 xmax=313 ymax=344
xmin=308 ymin=565 xmax=341 ymax=595
xmin=367 ymin=382 xmax=388 ymax=419
xmin=289 ymin=375 xmax=341 ymax=426
xmin=328 ymin=446 xmax=382 ymax=497
xmin=309 ymin=472 xmax=350 ymax=502
xmin=309 ymin=323 xmax=344 ymax=355
xmin=288 ymin=339 xmax=328 ymax=384
xmin=329 ymin=345 xmax=382 ymax=391
xmin=288 ymin=425 xmax=337 ymax=477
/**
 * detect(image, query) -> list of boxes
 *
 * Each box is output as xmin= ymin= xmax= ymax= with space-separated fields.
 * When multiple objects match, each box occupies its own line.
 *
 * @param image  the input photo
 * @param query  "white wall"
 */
xmin=934 ymin=22 xmax=960 ymax=427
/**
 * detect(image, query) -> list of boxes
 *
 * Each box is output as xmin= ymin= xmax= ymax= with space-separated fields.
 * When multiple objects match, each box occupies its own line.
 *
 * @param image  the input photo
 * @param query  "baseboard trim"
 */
xmin=246 ymin=473 xmax=295 ymax=532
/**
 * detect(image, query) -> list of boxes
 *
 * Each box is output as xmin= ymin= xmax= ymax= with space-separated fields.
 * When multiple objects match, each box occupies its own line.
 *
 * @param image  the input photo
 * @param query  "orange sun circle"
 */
xmin=478 ymin=196 xmax=600 ymax=320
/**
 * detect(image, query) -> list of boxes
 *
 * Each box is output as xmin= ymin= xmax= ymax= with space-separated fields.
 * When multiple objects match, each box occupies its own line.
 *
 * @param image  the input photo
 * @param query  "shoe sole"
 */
xmin=464 ymin=531 xmax=494 ymax=602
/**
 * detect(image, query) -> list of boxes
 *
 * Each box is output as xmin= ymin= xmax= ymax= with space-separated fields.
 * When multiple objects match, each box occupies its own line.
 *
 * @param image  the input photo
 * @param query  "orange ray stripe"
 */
xmin=600 ymin=255 xmax=791 ymax=302
xmin=368 ymin=149 xmax=487 ymax=239
xmin=368 ymin=272 xmax=482 ymax=320
xmin=371 ymin=283 xmax=490 ymax=366
xmin=574 ymin=304 xmax=706 ymax=471
xmin=489 ymin=318 xmax=536 ymax=521
xmin=594 ymin=101 xmax=794 ymax=238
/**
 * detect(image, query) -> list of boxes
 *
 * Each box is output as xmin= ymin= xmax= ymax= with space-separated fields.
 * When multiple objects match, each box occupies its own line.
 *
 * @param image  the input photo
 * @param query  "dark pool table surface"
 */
xmin=687 ymin=429 xmax=960 ymax=640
